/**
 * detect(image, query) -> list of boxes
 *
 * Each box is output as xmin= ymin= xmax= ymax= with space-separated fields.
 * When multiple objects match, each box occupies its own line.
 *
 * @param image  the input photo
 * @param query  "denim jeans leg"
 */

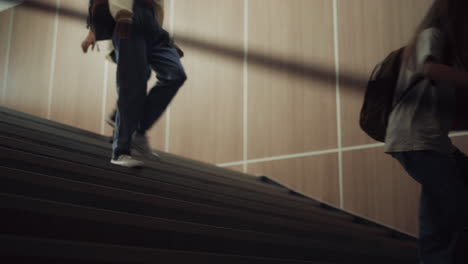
xmin=138 ymin=44 xmax=186 ymax=133
xmin=391 ymin=151 xmax=467 ymax=264
xmin=111 ymin=24 xmax=148 ymax=158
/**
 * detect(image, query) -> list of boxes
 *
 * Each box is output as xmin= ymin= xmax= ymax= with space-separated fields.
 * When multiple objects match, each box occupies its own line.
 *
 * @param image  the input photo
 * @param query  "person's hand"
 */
xmin=81 ymin=31 xmax=96 ymax=53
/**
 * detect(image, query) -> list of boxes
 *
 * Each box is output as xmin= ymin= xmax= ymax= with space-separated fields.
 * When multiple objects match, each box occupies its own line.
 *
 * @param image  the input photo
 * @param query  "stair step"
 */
xmin=0 ymin=108 xmax=296 ymax=195
xmin=0 ymin=192 xmax=416 ymax=262
xmin=0 ymin=235 xmax=335 ymax=264
xmin=0 ymin=165 xmax=416 ymax=252
xmin=0 ymin=143 xmax=389 ymax=237
xmin=0 ymin=119 xmax=328 ymax=211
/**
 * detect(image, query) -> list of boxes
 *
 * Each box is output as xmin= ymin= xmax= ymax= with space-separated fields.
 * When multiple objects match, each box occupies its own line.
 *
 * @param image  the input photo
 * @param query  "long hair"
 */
xmin=404 ymin=0 xmax=468 ymax=67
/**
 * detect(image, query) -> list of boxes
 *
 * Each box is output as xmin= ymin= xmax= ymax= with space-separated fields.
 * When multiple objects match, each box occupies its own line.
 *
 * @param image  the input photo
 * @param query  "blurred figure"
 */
xmin=385 ymin=0 xmax=468 ymax=263
xmin=82 ymin=0 xmax=186 ymax=168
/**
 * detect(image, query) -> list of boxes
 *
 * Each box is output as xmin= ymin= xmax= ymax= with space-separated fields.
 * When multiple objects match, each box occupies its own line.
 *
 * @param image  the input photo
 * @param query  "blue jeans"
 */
xmin=111 ymin=0 xmax=186 ymax=158
xmin=391 ymin=150 xmax=468 ymax=264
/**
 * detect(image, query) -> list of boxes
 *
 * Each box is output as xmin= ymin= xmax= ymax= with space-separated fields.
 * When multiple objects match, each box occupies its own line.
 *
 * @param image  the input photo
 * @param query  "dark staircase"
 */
xmin=0 ymin=106 xmax=460 ymax=263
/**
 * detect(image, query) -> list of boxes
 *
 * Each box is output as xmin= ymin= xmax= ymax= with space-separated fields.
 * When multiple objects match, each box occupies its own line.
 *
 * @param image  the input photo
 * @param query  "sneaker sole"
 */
xmin=132 ymin=143 xmax=161 ymax=159
xmin=132 ymin=143 xmax=152 ymax=154
xmin=110 ymin=159 xmax=144 ymax=168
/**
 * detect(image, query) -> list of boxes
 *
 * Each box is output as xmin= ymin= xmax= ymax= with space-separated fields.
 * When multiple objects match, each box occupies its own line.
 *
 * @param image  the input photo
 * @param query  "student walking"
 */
xmin=385 ymin=0 xmax=468 ymax=263
xmin=83 ymin=0 xmax=186 ymax=168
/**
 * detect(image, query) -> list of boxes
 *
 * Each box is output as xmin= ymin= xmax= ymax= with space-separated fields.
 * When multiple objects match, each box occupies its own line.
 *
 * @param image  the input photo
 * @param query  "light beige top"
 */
xmin=109 ymin=0 xmax=164 ymax=26
xmin=103 ymin=0 xmax=166 ymax=61
xmin=384 ymin=27 xmax=456 ymax=154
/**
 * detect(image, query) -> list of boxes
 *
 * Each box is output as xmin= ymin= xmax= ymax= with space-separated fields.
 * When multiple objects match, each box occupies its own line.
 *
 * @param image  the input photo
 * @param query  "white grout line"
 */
xmin=217 ymin=147 xmax=339 ymax=167
xmin=46 ymin=0 xmax=60 ymax=119
xmin=217 ymin=142 xmax=388 ymax=167
xmin=217 ymin=160 xmax=245 ymax=168
xmin=243 ymin=0 xmax=249 ymax=173
xmin=450 ymin=131 xmax=468 ymax=137
xmin=2 ymin=8 xmax=15 ymax=105
xmin=341 ymin=142 xmax=384 ymax=152
xmin=248 ymin=148 xmax=340 ymax=164
xmin=165 ymin=108 xmax=171 ymax=152
xmin=332 ymin=0 xmax=344 ymax=209
xmin=100 ymin=61 xmax=109 ymax=135
xmin=169 ymin=0 xmax=175 ymax=35
xmin=165 ymin=0 xmax=176 ymax=152
xmin=218 ymin=134 xmax=468 ymax=168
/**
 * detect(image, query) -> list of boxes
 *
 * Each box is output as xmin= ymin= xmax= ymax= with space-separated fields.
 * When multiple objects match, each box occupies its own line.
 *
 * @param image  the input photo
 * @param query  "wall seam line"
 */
xmin=243 ymin=0 xmax=249 ymax=173
xmin=218 ymin=148 xmax=340 ymax=167
xmin=164 ymin=0 xmax=176 ymax=153
xmin=100 ymin=61 xmax=109 ymax=134
xmin=2 ymin=8 xmax=15 ymax=105
xmin=332 ymin=0 xmax=344 ymax=209
xmin=217 ymin=130 xmax=468 ymax=168
xmin=47 ymin=0 xmax=61 ymax=119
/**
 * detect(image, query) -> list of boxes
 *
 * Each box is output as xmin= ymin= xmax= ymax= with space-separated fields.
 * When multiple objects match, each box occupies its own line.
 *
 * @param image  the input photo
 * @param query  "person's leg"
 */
xmin=107 ymin=68 xmax=152 ymax=129
xmin=132 ymin=6 xmax=186 ymax=135
xmin=137 ymin=44 xmax=186 ymax=133
xmin=392 ymin=151 xmax=468 ymax=264
xmin=110 ymin=27 xmax=148 ymax=166
xmin=453 ymin=149 xmax=468 ymax=264
xmin=454 ymin=149 xmax=468 ymax=189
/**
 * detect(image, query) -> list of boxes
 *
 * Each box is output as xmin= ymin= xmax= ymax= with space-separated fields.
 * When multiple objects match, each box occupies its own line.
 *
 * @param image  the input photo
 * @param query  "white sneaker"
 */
xmin=111 ymin=155 xmax=144 ymax=168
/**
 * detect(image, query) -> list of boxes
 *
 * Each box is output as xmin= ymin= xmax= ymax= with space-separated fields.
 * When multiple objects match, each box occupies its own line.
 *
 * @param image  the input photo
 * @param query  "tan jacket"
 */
xmin=109 ymin=0 xmax=164 ymax=26
xmin=104 ymin=0 xmax=167 ymax=62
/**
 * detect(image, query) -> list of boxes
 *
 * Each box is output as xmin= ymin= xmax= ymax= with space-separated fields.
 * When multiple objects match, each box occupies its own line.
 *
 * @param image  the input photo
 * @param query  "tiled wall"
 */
xmin=3 ymin=0 xmax=468 ymax=236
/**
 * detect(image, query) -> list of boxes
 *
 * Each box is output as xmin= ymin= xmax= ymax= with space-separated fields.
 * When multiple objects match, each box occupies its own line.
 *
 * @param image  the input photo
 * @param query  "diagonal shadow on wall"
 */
xmin=3 ymin=0 xmax=368 ymax=89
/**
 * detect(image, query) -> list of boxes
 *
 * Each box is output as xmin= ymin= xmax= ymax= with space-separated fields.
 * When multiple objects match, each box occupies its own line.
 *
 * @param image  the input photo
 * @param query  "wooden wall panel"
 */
xmin=0 ymin=10 xmax=12 ymax=105
xmin=248 ymin=154 xmax=340 ymax=207
xmin=338 ymin=0 xmax=432 ymax=147
xmin=342 ymin=148 xmax=420 ymax=235
xmin=3 ymin=0 xmax=57 ymax=117
xmin=248 ymin=0 xmax=337 ymax=159
xmin=50 ymin=0 xmax=105 ymax=133
xmin=169 ymin=0 xmax=244 ymax=164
